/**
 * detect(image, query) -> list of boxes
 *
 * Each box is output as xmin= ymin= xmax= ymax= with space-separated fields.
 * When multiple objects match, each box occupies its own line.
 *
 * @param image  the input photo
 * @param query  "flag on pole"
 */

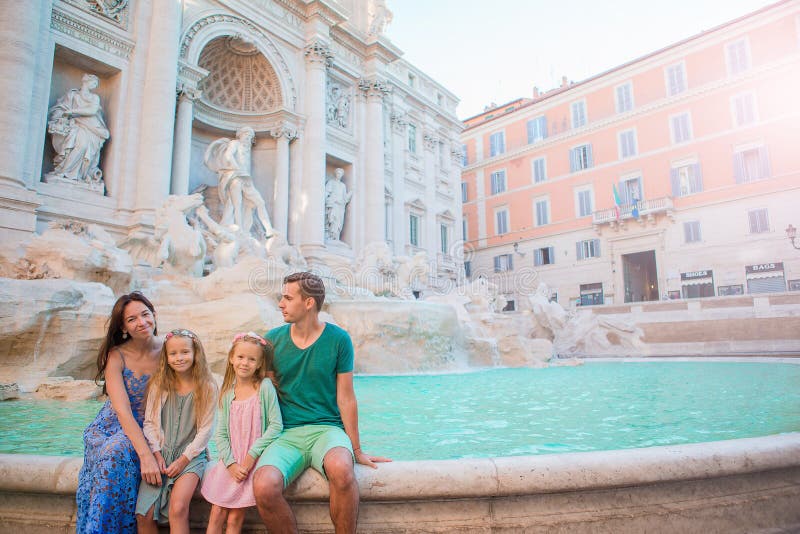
xmin=612 ymin=183 xmax=622 ymax=220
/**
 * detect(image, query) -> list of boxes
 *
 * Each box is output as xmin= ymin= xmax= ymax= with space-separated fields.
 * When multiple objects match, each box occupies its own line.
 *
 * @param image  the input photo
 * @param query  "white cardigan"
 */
xmin=142 ymin=387 xmax=216 ymax=461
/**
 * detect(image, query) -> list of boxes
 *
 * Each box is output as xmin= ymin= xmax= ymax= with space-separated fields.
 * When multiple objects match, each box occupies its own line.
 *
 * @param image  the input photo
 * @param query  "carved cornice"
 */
xmin=51 ymin=7 xmax=135 ymax=60
xmin=304 ymin=40 xmax=334 ymax=66
xmin=193 ymin=99 xmax=302 ymax=134
xmin=180 ymin=14 xmax=297 ymax=110
xmin=303 ymin=0 xmax=348 ymax=26
xmin=358 ymin=78 xmax=391 ymax=100
xmin=61 ymin=0 xmax=129 ymax=28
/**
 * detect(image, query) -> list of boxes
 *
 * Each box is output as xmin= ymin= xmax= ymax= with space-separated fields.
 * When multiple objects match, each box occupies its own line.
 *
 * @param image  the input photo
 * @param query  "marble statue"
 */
xmin=46 ymin=73 xmax=110 ymax=191
xmin=367 ymin=0 xmax=393 ymax=36
xmin=324 ymin=168 xmax=353 ymax=241
xmin=204 ymin=127 xmax=275 ymax=239
xmin=193 ymin=204 xmax=240 ymax=269
xmin=120 ymin=194 xmax=207 ymax=277
xmin=394 ymin=251 xmax=429 ymax=298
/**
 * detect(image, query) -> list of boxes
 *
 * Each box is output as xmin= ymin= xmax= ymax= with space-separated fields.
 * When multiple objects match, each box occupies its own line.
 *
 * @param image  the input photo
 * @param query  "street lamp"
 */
xmin=786 ymin=224 xmax=800 ymax=249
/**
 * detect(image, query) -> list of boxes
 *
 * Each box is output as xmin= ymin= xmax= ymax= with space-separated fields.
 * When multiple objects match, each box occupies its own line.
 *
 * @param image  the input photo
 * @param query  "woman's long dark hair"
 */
xmin=95 ymin=291 xmax=157 ymax=390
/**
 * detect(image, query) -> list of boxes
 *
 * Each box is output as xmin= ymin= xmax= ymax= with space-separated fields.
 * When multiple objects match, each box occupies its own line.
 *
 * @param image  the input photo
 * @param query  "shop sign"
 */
xmin=681 ymin=270 xmax=712 ymax=281
xmin=745 ymin=262 xmax=784 ymax=274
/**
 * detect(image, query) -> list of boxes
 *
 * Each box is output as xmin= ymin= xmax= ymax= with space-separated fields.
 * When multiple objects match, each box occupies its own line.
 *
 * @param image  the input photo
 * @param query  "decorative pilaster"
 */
xmin=389 ymin=109 xmax=408 ymax=254
xmin=270 ymin=123 xmax=297 ymax=236
xmin=298 ymin=39 xmax=331 ymax=254
xmin=358 ymin=78 xmax=391 ymax=244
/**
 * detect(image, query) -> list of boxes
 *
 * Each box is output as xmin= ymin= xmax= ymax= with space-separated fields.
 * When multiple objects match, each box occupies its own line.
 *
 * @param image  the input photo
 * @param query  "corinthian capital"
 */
xmin=270 ymin=122 xmax=298 ymax=140
xmin=423 ymin=132 xmax=439 ymax=152
xmin=176 ymin=81 xmax=201 ymax=102
xmin=358 ymin=78 xmax=391 ymax=100
xmin=304 ymin=40 xmax=333 ymax=66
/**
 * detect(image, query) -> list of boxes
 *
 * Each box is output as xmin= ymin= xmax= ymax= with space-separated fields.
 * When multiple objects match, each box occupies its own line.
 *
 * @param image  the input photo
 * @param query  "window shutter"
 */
xmin=494 ymin=256 xmax=501 ymax=272
xmin=569 ymin=148 xmax=577 ymax=172
xmin=734 ymin=152 xmax=745 ymax=183
xmin=670 ymin=168 xmax=680 ymax=196
xmin=541 ymin=117 xmax=548 ymax=139
xmin=534 ymin=248 xmax=543 ymax=266
xmin=593 ymin=239 xmax=601 ymax=257
xmin=576 ymin=242 xmax=583 ymax=260
xmin=587 ymin=145 xmax=594 ymax=168
xmin=527 ymin=121 xmax=533 ymax=144
xmin=508 ymin=255 xmax=513 ymax=270
xmin=759 ymin=146 xmax=771 ymax=179
xmin=693 ymin=163 xmax=703 ymax=192
xmin=548 ymin=247 xmax=555 ymax=264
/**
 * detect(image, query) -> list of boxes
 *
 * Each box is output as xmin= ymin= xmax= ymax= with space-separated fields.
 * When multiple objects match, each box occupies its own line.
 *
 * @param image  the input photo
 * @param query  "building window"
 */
xmin=490 ymin=170 xmax=507 ymax=194
xmin=618 ymin=129 xmax=637 ymax=159
xmin=571 ymin=100 xmax=587 ymax=128
xmin=440 ymin=224 xmax=449 ymax=255
xmin=408 ymin=124 xmax=417 ymax=153
xmin=615 ymin=82 xmax=634 ymax=113
xmin=580 ymin=283 xmax=604 ymax=306
xmin=718 ymin=284 xmax=744 ymax=296
xmin=494 ymin=253 xmax=513 ymax=272
xmin=665 ymin=62 xmax=686 ymax=96
xmin=670 ymin=112 xmax=692 ymax=144
xmin=570 ymin=144 xmax=593 ymax=172
xmin=734 ymin=146 xmax=771 ymax=183
xmin=526 ymin=116 xmax=548 ymax=143
xmin=576 ymin=239 xmax=601 ymax=260
xmin=671 ymin=162 xmax=703 ymax=196
xmin=748 ymin=208 xmax=769 ymax=234
xmin=535 ymin=198 xmax=549 ymax=226
xmin=502 ymin=299 xmax=516 ymax=312
xmin=464 ymin=260 xmax=471 ymax=278
xmin=726 ymin=39 xmax=751 ymax=76
xmin=409 ymin=213 xmax=420 ymax=246
xmin=495 ymin=208 xmax=509 ymax=235
xmin=731 ymin=93 xmax=756 ymax=127
xmin=684 ymin=221 xmax=702 ymax=243
xmin=461 ymin=144 xmax=468 ymax=166
xmin=534 ymin=246 xmax=555 ymax=266
xmin=576 ymin=188 xmax=593 ymax=217
xmin=462 ymin=218 xmax=467 ymax=241
xmin=619 ymin=176 xmax=642 ymax=205
xmin=489 ymin=131 xmax=505 ymax=157
xmin=532 ymin=157 xmax=546 ymax=183
xmin=461 ymin=182 xmax=468 ymax=202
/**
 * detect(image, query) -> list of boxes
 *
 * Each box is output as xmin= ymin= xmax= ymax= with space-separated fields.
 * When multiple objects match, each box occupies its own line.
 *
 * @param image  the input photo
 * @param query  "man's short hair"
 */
xmin=284 ymin=272 xmax=325 ymax=311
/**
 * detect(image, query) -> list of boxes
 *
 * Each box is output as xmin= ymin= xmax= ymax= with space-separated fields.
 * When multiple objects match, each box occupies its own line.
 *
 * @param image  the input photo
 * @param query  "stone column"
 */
xmin=0 ymin=0 xmax=51 ymax=235
xmin=423 ymin=131 xmax=438 ymax=257
xmin=358 ymin=78 xmax=390 ymax=245
xmin=271 ymin=123 xmax=296 ymax=237
xmin=134 ymin=0 xmax=181 ymax=220
xmin=298 ymin=40 xmax=332 ymax=255
xmin=170 ymin=85 xmax=200 ymax=196
xmin=288 ymin=132 xmax=304 ymax=245
xmin=390 ymin=111 xmax=408 ymax=255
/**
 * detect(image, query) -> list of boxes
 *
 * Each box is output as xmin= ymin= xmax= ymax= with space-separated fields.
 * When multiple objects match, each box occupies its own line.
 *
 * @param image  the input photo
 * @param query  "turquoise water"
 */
xmin=1 ymin=362 xmax=799 ymax=460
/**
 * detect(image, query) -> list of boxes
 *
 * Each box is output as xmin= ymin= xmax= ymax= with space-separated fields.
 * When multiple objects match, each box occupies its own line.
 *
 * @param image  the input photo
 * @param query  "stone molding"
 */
xmin=179 ymin=13 xmax=298 ymax=109
xmin=358 ymin=78 xmax=391 ymax=100
xmin=51 ymin=7 xmax=135 ymax=60
xmin=304 ymin=40 xmax=334 ymax=66
xmin=61 ymin=0 xmax=129 ymax=28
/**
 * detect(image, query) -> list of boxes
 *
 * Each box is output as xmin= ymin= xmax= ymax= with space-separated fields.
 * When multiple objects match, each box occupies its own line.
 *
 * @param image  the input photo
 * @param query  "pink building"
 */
xmin=460 ymin=1 xmax=800 ymax=309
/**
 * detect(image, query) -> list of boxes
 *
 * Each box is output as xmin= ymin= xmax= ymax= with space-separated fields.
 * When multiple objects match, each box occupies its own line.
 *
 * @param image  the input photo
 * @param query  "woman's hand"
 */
xmin=165 ymin=455 xmax=190 ymax=478
xmin=154 ymin=451 xmax=167 ymax=474
xmin=140 ymin=452 xmax=162 ymax=486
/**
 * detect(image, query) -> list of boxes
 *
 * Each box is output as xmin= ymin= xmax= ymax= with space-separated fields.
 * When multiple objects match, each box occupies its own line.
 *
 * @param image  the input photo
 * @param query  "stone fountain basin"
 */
xmin=2 ymin=433 xmax=799 ymax=533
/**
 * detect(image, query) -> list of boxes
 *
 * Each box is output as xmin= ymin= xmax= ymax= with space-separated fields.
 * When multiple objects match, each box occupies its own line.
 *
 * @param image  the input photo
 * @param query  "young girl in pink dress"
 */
xmin=201 ymin=332 xmax=283 ymax=534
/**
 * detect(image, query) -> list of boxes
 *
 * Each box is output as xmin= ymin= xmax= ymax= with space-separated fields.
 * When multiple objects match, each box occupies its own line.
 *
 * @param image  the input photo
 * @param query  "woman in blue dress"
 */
xmin=77 ymin=292 xmax=163 ymax=534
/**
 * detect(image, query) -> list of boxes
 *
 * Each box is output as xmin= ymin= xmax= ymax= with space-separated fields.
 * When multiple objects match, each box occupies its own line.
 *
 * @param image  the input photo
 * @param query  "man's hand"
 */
xmin=354 ymin=448 xmax=392 ymax=469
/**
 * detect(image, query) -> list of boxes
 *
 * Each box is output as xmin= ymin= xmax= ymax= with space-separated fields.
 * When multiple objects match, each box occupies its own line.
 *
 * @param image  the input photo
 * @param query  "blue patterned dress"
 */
xmin=76 ymin=356 xmax=150 ymax=534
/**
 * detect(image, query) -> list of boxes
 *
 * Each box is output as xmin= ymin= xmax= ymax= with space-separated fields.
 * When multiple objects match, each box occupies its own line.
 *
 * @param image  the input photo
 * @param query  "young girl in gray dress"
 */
xmin=136 ymin=329 xmax=218 ymax=534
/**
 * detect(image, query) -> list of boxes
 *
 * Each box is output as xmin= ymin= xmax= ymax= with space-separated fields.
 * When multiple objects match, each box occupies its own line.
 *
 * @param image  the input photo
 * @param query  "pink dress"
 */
xmin=201 ymin=393 xmax=262 ymax=508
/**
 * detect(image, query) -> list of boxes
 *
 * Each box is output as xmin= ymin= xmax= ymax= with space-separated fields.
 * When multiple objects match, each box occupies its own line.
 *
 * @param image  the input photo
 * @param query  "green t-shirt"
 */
xmin=265 ymin=322 xmax=354 ymax=429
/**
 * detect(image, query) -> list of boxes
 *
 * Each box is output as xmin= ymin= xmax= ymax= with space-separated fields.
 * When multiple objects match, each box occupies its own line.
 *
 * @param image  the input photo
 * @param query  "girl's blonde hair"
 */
xmin=219 ymin=332 xmax=274 ymax=406
xmin=146 ymin=329 xmax=217 ymax=427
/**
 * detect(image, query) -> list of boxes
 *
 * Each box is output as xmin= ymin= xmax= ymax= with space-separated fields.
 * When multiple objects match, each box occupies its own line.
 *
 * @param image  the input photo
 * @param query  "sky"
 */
xmin=385 ymin=0 xmax=779 ymax=119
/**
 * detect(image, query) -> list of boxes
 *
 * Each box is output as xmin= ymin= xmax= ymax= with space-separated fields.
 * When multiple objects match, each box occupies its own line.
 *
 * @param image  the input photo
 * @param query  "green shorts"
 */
xmin=256 ymin=424 xmax=353 ymax=487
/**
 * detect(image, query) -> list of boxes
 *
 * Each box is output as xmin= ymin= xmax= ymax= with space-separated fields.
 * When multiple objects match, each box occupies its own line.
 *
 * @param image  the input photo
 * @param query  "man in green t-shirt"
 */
xmin=253 ymin=272 xmax=390 ymax=533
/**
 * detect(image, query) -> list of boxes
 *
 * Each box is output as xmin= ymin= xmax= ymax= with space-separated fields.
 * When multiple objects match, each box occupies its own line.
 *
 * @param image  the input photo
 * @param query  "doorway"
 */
xmin=622 ymin=250 xmax=659 ymax=303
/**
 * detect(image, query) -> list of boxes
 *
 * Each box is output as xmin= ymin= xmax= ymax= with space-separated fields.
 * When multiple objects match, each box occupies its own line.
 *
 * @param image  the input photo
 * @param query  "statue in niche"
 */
xmin=326 ymin=82 xmax=351 ymax=128
xmin=204 ymin=126 xmax=275 ymax=239
xmin=324 ymin=168 xmax=353 ymax=241
xmin=46 ymin=73 xmax=110 ymax=192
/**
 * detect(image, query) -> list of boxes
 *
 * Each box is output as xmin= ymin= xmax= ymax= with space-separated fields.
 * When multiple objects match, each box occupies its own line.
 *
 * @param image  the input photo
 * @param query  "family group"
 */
xmin=76 ymin=272 xmax=389 ymax=534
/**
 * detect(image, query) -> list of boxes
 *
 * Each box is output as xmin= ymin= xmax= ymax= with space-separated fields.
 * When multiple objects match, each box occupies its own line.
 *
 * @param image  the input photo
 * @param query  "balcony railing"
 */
xmin=592 ymin=196 xmax=674 ymax=227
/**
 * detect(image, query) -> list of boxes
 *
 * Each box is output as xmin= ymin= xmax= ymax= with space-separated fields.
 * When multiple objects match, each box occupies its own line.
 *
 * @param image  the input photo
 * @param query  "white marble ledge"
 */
xmin=2 ymin=432 xmax=799 ymax=500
